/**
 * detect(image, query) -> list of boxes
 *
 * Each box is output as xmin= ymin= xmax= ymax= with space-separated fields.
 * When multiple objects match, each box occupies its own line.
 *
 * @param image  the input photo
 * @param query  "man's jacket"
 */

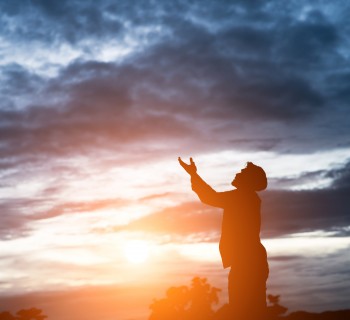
xmin=191 ymin=173 xmax=267 ymax=269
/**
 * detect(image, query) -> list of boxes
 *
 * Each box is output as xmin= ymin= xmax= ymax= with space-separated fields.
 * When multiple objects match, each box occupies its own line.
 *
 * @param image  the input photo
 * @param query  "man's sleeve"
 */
xmin=191 ymin=173 xmax=228 ymax=208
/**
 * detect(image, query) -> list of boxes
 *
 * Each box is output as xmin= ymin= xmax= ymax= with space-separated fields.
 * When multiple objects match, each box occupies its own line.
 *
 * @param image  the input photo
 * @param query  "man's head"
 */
xmin=231 ymin=162 xmax=267 ymax=191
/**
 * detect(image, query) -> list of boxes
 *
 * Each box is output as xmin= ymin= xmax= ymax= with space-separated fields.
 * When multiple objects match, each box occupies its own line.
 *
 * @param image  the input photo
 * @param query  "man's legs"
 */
xmin=228 ymin=263 xmax=269 ymax=320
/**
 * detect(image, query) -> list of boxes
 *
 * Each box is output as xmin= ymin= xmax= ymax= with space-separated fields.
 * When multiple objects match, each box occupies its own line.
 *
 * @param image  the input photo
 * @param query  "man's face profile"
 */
xmin=231 ymin=167 xmax=249 ymax=189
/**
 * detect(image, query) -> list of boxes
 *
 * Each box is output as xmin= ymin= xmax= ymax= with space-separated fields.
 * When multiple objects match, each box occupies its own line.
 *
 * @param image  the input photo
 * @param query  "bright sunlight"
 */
xmin=123 ymin=240 xmax=150 ymax=264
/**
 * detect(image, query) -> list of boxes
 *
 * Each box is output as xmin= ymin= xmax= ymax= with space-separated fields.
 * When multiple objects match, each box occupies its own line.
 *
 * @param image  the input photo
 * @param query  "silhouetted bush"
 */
xmin=0 ymin=311 xmax=16 ymax=320
xmin=149 ymin=277 xmax=220 ymax=320
xmin=267 ymin=294 xmax=288 ymax=319
xmin=149 ymin=277 xmax=299 ymax=320
xmin=0 ymin=308 xmax=47 ymax=320
xmin=16 ymin=308 xmax=47 ymax=320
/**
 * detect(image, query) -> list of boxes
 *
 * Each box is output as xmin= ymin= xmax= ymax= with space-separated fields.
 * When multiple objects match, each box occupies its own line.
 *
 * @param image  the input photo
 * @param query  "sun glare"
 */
xmin=123 ymin=240 xmax=150 ymax=264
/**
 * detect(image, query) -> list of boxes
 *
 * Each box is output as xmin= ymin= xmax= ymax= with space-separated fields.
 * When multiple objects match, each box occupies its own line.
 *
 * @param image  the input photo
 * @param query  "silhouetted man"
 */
xmin=179 ymin=157 xmax=269 ymax=320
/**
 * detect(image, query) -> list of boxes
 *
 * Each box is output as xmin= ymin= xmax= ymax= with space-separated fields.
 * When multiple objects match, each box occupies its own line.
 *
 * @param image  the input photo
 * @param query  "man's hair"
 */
xmin=245 ymin=162 xmax=267 ymax=191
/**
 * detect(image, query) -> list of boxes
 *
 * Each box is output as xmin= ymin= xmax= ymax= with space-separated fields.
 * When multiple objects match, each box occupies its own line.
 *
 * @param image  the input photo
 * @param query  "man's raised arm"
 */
xmin=178 ymin=157 xmax=225 ymax=208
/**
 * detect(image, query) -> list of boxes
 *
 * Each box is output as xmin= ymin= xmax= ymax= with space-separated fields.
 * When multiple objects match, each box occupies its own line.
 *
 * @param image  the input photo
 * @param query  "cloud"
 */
xmin=1 ymin=0 xmax=350 ymax=245
xmin=0 ymin=198 xmax=41 ymax=240
xmin=268 ymin=246 xmax=350 ymax=312
xmin=326 ymin=161 xmax=350 ymax=189
xmin=1 ymin=1 xmax=349 ymax=170
xmin=0 ymin=60 xmax=197 ymax=164
xmin=0 ymin=64 xmax=44 ymax=98
xmin=0 ymin=0 xmax=124 ymax=45
xmin=278 ymin=10 xmax=339 ymax=63
xmin=111 ymin=201 xmax=221 ymax=241
xmin=261 ymin=160 xmax=350 ymax=237
xmin=261 ymin=187 xmax=350 ymax=238
xmin=0 ymin=196 xmax=129 ymax=240
xmin=0 ymin=2 xmax=348 ymax=250
xmin=31 ymin=198 xmax=129 ymax=220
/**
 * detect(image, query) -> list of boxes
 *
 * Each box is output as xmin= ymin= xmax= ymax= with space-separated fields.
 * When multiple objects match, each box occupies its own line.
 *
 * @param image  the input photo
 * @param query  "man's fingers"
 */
xmin=179 ymin=157 xmax=195 ymax=169
xmin=178 ymin=157 xmax=187 ymax=168
xmin=178 ymin=156 xmax=196 ymax=175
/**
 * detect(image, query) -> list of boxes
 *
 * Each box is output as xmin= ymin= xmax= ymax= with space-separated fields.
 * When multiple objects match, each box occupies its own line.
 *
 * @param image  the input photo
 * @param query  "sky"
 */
xmin=0 ymin=0 xmax=350 ymax=319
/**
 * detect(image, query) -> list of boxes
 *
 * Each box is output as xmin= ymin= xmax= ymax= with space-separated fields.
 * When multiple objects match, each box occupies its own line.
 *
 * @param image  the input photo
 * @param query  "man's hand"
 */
xmin=178 ymin=157 xmax=197 ymax=176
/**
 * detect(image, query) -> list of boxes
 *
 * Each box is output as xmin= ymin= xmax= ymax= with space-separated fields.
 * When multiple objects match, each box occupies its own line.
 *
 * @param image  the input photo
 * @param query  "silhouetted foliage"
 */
xmin=267 ymin=294 xmax=288 ymax=319
xmin=149 ymin=277 xmax=350 ymax=320
xmin=268 ymin=294 xmax=281 ymax=305
xmin=149 ymin=277 xmax=220 ymax=320
xmin=187 ymin=277 xmax=221 ymax=319
xmin=16 ymin=308 xmax=47 ymax=320
xmin=149 ymin=285 xmax=189 ymax=320
xmin=0 ymin=311 xmax=16 ymax=320
xmin=0 ymin=308 xmax=47 ymax=320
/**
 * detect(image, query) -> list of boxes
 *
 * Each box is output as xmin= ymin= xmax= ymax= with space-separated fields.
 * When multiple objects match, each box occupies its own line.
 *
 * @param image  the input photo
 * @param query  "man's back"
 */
xmin=219 ymin=189 xmax=263 ymax=268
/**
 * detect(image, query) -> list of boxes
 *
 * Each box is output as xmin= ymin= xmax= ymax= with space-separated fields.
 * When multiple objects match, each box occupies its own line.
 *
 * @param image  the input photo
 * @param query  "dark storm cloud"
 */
xmin=261 ymin=187 xmax=350 ymax=238
xmin=1 ymin=0 xmax=350 ymax=163
xmin=278 ymin=11 xmax=339 ymax=65
xmin=325 ymin=161 xmax=350 ymax=189
xmin=0 ymin=64 xmax=44 ymax=97
xmin=0 ymin=59 xmax=199 ymax=163
xmin=0 ymin=0 xmax=124 ymax=45
xmin=138 ymin=24 xmax=324 ymax=121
